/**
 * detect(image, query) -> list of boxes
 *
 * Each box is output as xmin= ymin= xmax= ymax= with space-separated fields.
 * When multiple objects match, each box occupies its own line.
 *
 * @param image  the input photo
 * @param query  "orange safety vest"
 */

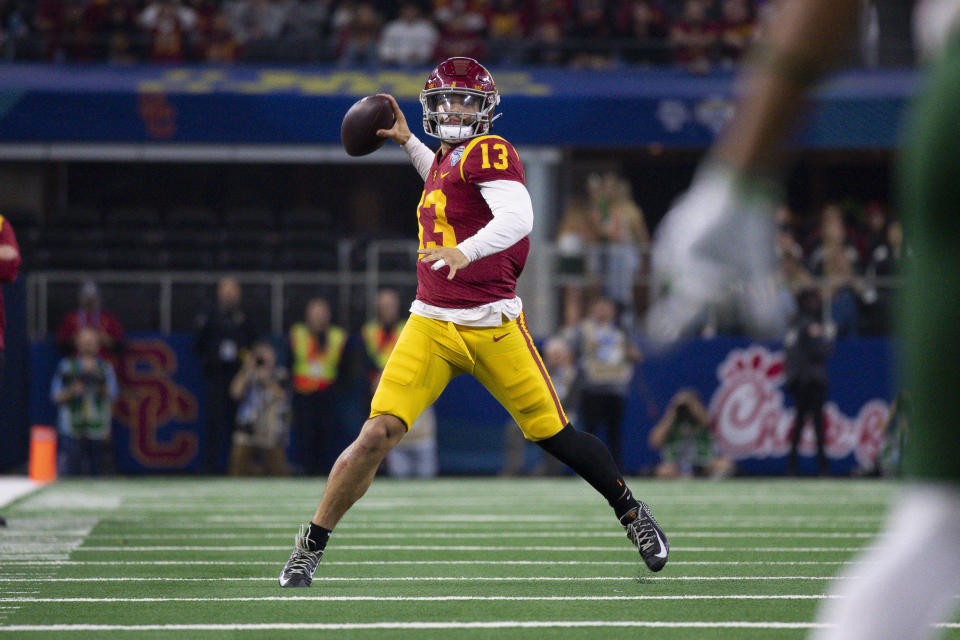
xmin=289 ymin=323 xmax=347 ymax=394
xmin=361 ymin=320 xmax=405 ymax=371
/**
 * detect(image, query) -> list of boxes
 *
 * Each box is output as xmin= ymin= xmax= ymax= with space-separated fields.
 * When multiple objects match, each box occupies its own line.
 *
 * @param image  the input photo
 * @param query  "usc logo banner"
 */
xmin=114 ymin=338 xmax=199 ymax=469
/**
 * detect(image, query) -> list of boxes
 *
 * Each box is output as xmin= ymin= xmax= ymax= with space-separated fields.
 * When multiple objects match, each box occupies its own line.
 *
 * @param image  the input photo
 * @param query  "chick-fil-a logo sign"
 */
xmin=708 ymin=346 xmax=889 ymax=467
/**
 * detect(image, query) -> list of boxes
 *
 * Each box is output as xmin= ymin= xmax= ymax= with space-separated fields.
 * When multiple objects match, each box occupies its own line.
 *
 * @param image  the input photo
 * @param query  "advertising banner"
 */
xmin=0 ymin=65 xmax=913 ymax=148
xmin=29 ymin=334 xmax=895 ymax=475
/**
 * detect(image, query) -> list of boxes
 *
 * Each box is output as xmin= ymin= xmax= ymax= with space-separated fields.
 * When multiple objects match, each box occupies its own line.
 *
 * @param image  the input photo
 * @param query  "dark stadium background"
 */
xmin=0 ymin=0 xmax=909 ymax=477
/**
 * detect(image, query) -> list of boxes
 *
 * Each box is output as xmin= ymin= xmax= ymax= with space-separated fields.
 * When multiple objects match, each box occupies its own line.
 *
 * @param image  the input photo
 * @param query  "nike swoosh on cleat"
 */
xmin=441 ymin=172 xmax=450 ymax=178
xmin=653 ymin=530 xmax=668 ymax=559
xmin=493 ymin=333 xmax=509 ymax=342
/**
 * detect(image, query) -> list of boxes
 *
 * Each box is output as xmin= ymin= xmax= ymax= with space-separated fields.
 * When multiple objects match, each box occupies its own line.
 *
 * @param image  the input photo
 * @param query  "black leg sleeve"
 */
xmin=536 ymin=423 xmax=627 ymax=507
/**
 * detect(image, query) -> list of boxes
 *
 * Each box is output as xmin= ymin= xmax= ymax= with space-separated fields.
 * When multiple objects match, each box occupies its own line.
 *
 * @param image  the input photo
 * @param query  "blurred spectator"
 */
xmin=227 ymin=0 xmax=290 ymax=45
xmin=378 ymin=2 xmax=437 ymax=66
xmin=335 ymin=1 xmax=381 ymax=66
xmin=56 ymin=280 xmax=124 ymax=358
xmin=35 ymin=0 xmax=67 ymax=60
xmin=138 ymin=0 xmax=197 ymax=62
xmin=862 ymin=219 xmax=908 ymax=334
xmin=587 ymin=172 xmax=649 ymax=326
xmin=361 ymin=289 xmax=438 ymax=478
xmin=0 ymin=214 xmax=21 ymax=383
xmin=649 ymin=388 xmax=733 ymax=478
xmin=289 ymin=297 xmax=347 ymax=474
xmin=228 ymin=340 xmax=291 ymax=476
xmin=194 ymin=276 xmax=257 ymax=473
xmin=556 ymin=194 xmax=596 ymax=332
xmin=567 ymin=0 xmax=615 ymax=68
xmin=202 ymin=10 xmax=241 ymax=61
xmin=861 ymin=201 xmax=888 ymax=259
xmin=526 ymin=0 xmax=566 ymax=65
xmin=501 ymin=335 xmax=578 ymax=476
xmin=1 ymin=0 xmax=31 ymax=60
xmin=872 ymin=389 xmax=910 ymax=477
xmin=361 ymin=288 xmax=402 ymax=388
xmin=773 ymin=222 xmax=812 ymax=322
xmin=570 ymin=296 xmax=640 ymax=469
xmin=101 ymin=0 xmax=140 ymax=63
xmin=283 ymin=0 xmax=333 ymax=41
xmin=670 ymin=0 xmax=719 ymax=73
xmin=433 ymin=0 xmax=486 ymax=62
xmin=717 ymin=0 xmax=753 ymax=67
xmin=785 ymin=287 xmax=834 ymax=476
xmin=535 ymin=335 xmax=579 ymax=475
xmin=487 ymin=0 xmax=527 ymax=63
xmin=69 ymin=0 xmax=108 ymax=61
xmin=808 ymin=203 xmax=861 ymax=337
xmin=51 ymin=327 xmax=119 ymax=476
xmin=615 ymin=0 xmax=668 ymax=66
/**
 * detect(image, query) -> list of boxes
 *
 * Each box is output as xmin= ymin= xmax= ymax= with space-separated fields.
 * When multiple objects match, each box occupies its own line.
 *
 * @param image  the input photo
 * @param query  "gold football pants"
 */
xmin=370 ymin=313 xmax=568 ymax=440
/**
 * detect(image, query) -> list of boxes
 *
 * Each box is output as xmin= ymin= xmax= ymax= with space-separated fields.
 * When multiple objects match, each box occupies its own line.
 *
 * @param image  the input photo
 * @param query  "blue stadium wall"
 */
xmin=23 ymin=333 xmax=895 ymax=476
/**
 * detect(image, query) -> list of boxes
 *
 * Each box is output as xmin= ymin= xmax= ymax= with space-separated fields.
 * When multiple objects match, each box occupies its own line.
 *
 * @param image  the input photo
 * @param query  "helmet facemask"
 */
xmin=420 ymin=88 xmax=501 ymax=144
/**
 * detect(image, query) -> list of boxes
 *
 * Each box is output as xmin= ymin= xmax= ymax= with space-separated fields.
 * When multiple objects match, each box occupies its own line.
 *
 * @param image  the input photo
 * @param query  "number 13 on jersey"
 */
xmin=417 ymin=189 xmax=457 ymax=251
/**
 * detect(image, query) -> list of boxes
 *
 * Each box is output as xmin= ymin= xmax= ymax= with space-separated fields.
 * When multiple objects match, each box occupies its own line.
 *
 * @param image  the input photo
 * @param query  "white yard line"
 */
xmin=25 ymin=514 xmax=885 ymax=524
xmin=0 ymin=560 xmax=858 ymax=566
xmin=0 ymin=595 xmax=843 ymax=603
xmin=76 ymin=531 xmax=874 ymax=540
xmin=67 ymin=545 xmax=874 ymax=552
xmin=73 ymin=516 xmax=885 ymax=527
xmin=0 ymin=576 xmax=851 ymax=582
xmin=11 ymin=621 xmax=954 ymax=632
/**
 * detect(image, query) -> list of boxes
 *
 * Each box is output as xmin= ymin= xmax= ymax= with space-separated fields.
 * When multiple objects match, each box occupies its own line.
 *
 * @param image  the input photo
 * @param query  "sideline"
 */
xmin=0 ymin=477 xmax=41 ymax=509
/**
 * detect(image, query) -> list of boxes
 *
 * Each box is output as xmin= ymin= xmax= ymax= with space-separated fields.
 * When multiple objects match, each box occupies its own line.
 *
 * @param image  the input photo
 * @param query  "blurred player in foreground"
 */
xmin=279 ymin=57 xmax=669 ymax=588
xmin=648 ymin=0 xmax=960 ymax=636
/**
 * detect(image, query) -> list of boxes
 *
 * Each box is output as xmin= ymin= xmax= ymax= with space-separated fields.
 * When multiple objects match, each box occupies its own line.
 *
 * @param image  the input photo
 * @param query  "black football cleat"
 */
xmin=278 ymin=525 xmax=324 ymax=588
xmin=622 ymin=502 xmax=669 ymax=572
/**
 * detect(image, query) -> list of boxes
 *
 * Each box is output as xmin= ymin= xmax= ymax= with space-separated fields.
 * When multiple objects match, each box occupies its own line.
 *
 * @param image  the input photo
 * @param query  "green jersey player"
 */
xmin=649 ymin=0 xmax=960 ymax=637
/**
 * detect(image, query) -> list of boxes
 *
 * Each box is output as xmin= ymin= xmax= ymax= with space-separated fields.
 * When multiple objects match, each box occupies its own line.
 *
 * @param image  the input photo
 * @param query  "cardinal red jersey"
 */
xmin=416 ymin=134 xmax=529 ymax=309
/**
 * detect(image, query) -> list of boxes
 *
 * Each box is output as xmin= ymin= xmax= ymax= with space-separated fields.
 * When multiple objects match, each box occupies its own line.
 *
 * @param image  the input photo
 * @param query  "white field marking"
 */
xmin=17 ymin=493 xmax=121 ymax=510
xmin=81 ymin=514 xmax=887 ymax=526
xmin=0 ymin=595 xmax=844 ymax=603
xmin=86 ymin=514 xmax=889 ymax=524
xmin=0 ymin=560 xmax=858 ymax=567
xmin=0 ymin=477 xmax=41 ymax=508
xmin=83 ymin=523 xmax=883 ymax=533
xmin=0 ymin=621 xmax=855 ymax=632
xmin=0 ymin=513 xmax=101 ymax=623
xmin=78 ymin=531 xmax=874 ymax=540
xmin=0 ymin=576 xmax=851 ymax=582
xmin=68 ymin=544 xmax=875 ymax=552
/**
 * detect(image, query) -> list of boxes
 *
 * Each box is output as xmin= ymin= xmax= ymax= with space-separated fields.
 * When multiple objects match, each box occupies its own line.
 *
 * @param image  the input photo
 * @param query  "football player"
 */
xmin=648 ymin=0 xmax=960 ymax=637
xmin=279 ymin=57 xmax=669 ymax=588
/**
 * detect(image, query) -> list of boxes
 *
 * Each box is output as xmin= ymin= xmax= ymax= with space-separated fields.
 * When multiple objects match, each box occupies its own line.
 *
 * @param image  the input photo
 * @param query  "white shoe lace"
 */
xmin=626 ymin=519 xmax=657 ymax=554
xmin=284 ymin=527 xmax=322 ymax=576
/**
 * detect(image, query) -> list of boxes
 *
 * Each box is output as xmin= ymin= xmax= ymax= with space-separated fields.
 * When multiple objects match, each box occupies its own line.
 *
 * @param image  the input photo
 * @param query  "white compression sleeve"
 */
xmin=402 ymin=134 xmax=434 ymax=182
xmin=455 ymin=180 xmax=534 ymax=263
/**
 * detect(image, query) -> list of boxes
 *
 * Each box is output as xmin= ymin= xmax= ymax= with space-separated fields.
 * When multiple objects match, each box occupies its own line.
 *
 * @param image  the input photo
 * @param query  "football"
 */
xmin=341 ymin=95 xmax=396 ymax=157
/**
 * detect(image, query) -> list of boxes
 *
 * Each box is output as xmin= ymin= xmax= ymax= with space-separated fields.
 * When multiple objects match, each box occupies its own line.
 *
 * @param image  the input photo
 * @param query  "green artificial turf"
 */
xmin=0 ymin=477 xmax=957 ymax=639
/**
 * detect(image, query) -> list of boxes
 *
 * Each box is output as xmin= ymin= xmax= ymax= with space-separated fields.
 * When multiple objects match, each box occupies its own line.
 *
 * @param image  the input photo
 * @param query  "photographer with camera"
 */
xmin=228 ymin=341 xmax=291 ymax=476
xmin=50 ymin=327 xmax=119 ymax=476
xmin=649 ymin=388 xmax=734 ymax=478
